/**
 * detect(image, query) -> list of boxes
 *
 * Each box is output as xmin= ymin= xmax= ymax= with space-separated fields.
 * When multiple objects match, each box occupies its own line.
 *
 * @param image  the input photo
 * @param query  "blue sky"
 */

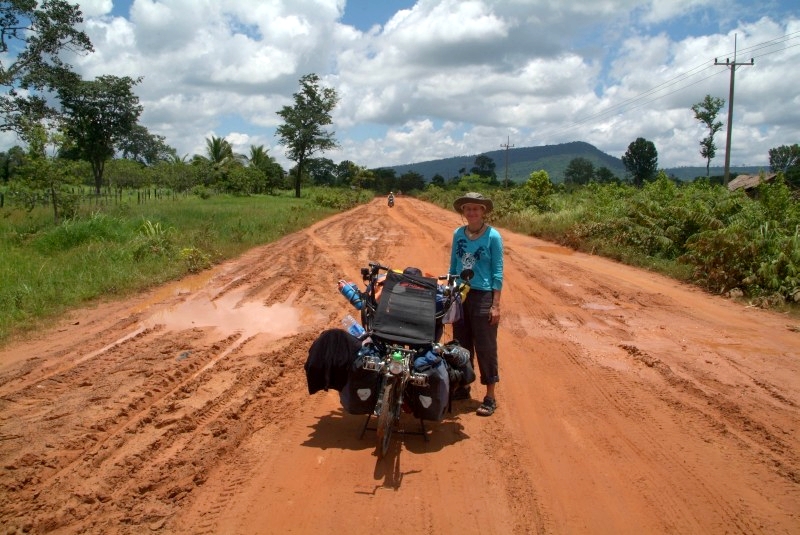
xmin=340 ymin=0 xmax=417 ymax=31
xmin=3 ymin=0 xmax=799 ymax=171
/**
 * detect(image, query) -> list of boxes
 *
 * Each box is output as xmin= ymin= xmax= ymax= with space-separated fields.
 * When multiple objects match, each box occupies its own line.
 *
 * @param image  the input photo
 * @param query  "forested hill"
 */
xmin=384 ymin=141 xmax=765 ymax=183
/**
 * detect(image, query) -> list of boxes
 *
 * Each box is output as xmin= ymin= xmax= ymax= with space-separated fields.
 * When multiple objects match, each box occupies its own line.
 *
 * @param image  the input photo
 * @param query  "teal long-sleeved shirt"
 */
xmin=449 ymin=225 xmax=504 ymax=291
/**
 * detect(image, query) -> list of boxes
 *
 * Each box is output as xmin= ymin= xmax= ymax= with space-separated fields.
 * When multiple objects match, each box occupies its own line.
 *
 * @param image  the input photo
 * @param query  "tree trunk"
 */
xmin=295 ymin=157 xmax=303 ymax=198
xmin=92 ymin=158 xmax=106 ymax=196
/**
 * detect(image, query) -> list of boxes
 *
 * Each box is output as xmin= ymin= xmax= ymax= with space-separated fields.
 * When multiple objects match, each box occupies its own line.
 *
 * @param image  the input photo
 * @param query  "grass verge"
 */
xmin=0 ymin=189 xmax=347 ymax=344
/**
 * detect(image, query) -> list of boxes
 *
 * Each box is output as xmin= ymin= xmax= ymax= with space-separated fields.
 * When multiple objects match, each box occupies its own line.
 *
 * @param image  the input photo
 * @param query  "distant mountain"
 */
xmin=660 ymin=165 xmax=767 ymax=181
xmin=381 ymin=141 xmax=767 ymax=183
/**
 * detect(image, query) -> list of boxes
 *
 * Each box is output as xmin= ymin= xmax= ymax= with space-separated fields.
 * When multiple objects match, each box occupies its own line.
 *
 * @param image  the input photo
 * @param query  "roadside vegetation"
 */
xmin=0 ymin=187 xmax=367 ymax=343
xmin=420 ymin=170 xmax=800 ymax=312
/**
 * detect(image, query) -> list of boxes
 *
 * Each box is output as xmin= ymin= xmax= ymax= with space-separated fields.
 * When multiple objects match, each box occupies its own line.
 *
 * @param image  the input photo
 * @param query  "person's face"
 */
xmin=461 ymin=203 xmax=486 ymax=223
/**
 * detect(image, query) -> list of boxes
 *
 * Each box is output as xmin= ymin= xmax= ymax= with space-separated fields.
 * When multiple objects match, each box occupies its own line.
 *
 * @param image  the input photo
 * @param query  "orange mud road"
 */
xmin=1 ymin=197 xmax=799 ymax=534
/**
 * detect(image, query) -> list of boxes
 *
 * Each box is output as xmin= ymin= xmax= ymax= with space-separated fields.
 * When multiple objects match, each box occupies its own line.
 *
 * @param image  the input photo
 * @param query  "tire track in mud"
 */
xmin=0 ymin=230 xmax=326 ymax=533
xmin=5 ymin=324 xmax=311 ymax=533
xmin=165 ymin=331 xmax=318 ymax=534
xmin=512 ymin=236 xmax=798 ymax=530
xmin=478 ymin=417 xmax=550 ymax=535
xmin=621 ymin=343 xmax=800 ymax=487
xmin=0 ymin=327 xmax=244 ymax=530
xmin=556 ymin=341 xmax=758 ymax=533
xmin=498 ymin=238 xmax=790 ymax=532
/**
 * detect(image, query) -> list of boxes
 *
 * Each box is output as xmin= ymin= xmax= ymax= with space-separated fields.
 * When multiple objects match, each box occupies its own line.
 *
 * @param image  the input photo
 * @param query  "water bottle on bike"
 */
xmin=338 ymin=280 xmax=364 ymax=310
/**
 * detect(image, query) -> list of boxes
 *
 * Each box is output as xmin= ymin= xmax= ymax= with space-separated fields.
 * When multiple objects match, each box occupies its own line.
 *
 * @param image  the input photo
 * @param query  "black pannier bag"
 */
xmin=339 ymin=346 xmax=382 ymax=415
xmin=442 ymin=342 xmax=476 ymax=390
xmin=405 ymin=350 xmax=450 ymax=421
xmin=371 ymin=270 xmax=438 ymax=346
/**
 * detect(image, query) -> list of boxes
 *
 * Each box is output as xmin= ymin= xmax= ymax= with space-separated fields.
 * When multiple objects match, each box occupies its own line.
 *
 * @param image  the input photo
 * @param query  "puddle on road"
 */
xmin=144 ymin=292 xmax=303 ymax=340
xmin=131 ymin=270 xmax=217 ymax=314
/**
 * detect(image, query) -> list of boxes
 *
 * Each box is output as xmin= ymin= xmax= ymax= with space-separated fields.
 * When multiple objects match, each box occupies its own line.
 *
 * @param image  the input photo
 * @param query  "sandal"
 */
xmin=476 ymin=396 xmax=496 ymax=417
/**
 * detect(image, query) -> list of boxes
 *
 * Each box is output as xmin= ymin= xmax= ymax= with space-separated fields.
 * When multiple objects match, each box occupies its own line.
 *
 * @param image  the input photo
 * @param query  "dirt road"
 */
xmin=1 ymin=197 xmax=799 ymax=534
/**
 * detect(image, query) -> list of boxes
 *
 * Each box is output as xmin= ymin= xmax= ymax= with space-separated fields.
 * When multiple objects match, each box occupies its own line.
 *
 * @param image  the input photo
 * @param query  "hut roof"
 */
xmin=727 ymin=173 xmax=777 ymax=191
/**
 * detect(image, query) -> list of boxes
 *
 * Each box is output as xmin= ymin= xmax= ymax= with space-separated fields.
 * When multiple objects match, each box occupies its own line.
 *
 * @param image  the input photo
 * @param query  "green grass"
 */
xmin=0 ymin=189 xmax=345 ymax=344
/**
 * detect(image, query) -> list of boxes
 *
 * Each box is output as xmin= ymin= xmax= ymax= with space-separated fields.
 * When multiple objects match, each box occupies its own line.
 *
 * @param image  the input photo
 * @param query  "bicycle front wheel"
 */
xmin=375 ymin=380 xmax=396 ymax=458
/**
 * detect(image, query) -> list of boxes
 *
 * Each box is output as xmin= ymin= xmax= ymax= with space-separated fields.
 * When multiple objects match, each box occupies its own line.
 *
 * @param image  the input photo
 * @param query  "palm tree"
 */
xmin=248 ymin=144 xmax=274 ymax=171
xmin=205 ymin=136 xmax=234 ymax=165
xmin=247 ymin=144 xmax=284 ymax=194
xmin=167 ymin=152 xmax=189 ymax=165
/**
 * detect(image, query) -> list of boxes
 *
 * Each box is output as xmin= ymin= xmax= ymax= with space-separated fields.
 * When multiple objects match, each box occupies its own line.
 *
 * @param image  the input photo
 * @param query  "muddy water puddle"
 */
xmin=144 ymin=292 xmax=303 ymax=339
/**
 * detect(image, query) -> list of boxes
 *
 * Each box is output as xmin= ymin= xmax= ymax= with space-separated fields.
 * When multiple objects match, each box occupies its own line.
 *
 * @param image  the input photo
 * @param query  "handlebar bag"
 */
xmin=371 ymin=271 xmax=438 ymax=346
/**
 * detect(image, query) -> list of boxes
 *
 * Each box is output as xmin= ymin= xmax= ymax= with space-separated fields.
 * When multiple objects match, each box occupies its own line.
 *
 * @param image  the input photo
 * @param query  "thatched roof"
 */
xmin=727 ymin=173 xmax=777 ymax=191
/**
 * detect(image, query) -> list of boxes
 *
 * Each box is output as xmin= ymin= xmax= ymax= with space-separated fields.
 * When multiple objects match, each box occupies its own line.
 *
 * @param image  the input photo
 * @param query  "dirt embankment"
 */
xmin=1 ymin=197 xmax=799 ymax=534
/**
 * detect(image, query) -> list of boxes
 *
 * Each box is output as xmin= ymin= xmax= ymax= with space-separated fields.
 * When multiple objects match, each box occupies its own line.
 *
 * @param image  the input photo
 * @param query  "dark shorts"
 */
xmin=452 ymin=289 xmax=499 ymax=385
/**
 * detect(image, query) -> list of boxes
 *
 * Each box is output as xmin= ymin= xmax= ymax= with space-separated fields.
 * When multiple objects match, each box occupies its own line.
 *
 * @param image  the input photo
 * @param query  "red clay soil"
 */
xmin=1 ymin=197 xmax=799 ymax=534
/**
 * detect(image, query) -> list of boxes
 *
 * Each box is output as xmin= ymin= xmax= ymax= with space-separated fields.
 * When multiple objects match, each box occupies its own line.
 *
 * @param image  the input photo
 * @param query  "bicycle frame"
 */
xmin=355 ymin=262 xmax=471 ymax=458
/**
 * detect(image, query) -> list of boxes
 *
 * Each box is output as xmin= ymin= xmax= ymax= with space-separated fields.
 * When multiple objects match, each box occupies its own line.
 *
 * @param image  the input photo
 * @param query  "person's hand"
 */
xmin=489 ymin=305 xmax=500 ymax=325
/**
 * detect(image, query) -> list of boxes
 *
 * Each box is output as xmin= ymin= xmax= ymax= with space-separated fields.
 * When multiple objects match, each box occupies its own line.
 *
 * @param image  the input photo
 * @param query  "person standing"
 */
xmin=449 ymin=192 xmax=503 ymax=416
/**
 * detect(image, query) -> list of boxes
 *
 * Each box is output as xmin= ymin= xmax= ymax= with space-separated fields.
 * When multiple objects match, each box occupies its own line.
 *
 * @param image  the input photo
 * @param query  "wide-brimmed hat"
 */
xmin=453 ymin=192 xmax=493 ymax=214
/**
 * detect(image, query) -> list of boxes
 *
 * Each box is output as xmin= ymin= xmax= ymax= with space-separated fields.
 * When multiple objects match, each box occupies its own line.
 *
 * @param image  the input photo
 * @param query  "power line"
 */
xmin=500 ymin=136 xmax=514 ymax=187
xmin=721 ymin=30 xmax=800 ymax=57
xmin=533 ymin=31 xmax=795 ymax=143
xmin=715 ymin=34 xmax=754 ymax=186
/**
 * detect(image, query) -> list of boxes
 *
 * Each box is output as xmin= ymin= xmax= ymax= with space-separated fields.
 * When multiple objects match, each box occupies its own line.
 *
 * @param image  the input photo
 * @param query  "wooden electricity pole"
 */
xmin=501 ymin=136 xmax=514 ymax=187
xmin=715 ymin=34 xmax=754 ymax=186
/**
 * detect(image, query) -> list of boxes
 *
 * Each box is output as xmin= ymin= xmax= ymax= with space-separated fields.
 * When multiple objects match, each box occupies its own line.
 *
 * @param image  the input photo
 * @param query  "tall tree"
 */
xmin=691 ymin=94 xmax=725 ymax=178
xmin=769 ymin=144 xmax=800 ymax=188
xmin=621 ymin=137 xmax=658 ymax=187
xmin=564 ymin=157 xmax=594 ymax=186
xmin=0 ymin=144 xmax=25 ymax=183
xmin=1 ymin=0 xmax=93 ymax=135
xmin=247 ymin=144 xmax=272 ymax=169
xmin=430 ymin=173 xmax=445 ymax=187
xmin=16 ymin=118 xmax=82 ymax=223
xmin=594 ymin=166 xmax=618 ymax=184
xmin=398 ymin=171 xmax=425 ymax=193
xmin=120 ymin=124 xmax=174 ymax=165
xmin=768 ymin=144 xmax=800 ymax=174
xmin=58 ymin=75 xmax=143 ymax=195
xmin=335 ymin=159 xmax=359 ymax=187
xmin=471 ymin=154 xmax=497 ymax=181
xmin=372 ymin=167 xmax=398 ymax=192
xmin=276 ymin=73 xmax=339 ymax=198
xmin=304 ymin=156 xmax=336 ymax=186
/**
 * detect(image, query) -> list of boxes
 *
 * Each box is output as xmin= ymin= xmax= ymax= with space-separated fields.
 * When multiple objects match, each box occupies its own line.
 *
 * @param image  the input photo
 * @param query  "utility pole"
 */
xmin=501 ymin=136 xmax=514 ymax=187
xmin=715 ymin=34 xmax=754 ymax=187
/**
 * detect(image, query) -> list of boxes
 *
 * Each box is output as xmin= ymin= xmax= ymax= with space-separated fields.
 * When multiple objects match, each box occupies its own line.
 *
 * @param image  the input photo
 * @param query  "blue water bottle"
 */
xmin=338 ymin=280 xmax=364 ymax=310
